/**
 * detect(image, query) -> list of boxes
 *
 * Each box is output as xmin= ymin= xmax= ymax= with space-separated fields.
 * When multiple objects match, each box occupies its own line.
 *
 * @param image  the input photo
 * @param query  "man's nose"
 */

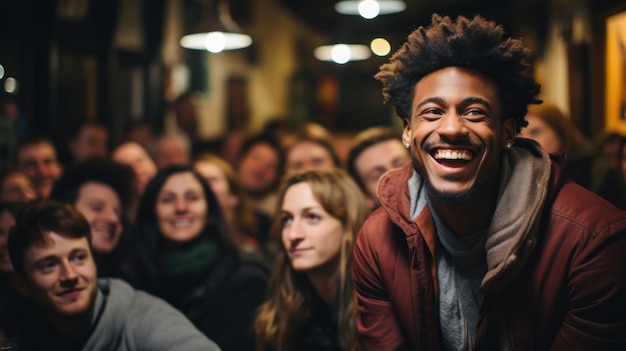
xmin=59 ymin=261 xmax=79 ymax=283
xmin=438 ymin=113 xmax=468 ymax=136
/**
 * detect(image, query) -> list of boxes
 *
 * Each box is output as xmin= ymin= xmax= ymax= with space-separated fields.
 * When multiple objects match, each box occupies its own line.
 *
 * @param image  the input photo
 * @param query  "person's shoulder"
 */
xmin=229 ymin=256 xmax=271 ymax=286
xmin=98 ymin=278 xmax=133 ymax=304
xmin=360 ymin=205 xmax=400 ymax=239
xmin=356 ymin=205 xmax=410 ymax=259
xmin=100 ymin=277 xmax=133 ymax=291
xmin=377 ymin=163 xmax=412 ymax=198
xmin=102 ymin=277 xmax=172 ymax=312
xmin=94 ymin=279 xmax=221 ymax=351
xmin=549 ymin=181 xmax=626 ymax=234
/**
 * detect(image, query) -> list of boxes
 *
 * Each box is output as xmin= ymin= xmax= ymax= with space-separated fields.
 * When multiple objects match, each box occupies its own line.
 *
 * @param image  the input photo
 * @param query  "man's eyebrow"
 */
xmin=464 ymin=97 xmax=494 ymax=111
xmin=415 ymin=97 xmax=445 ymax=110
xmin=415 ymin=96 xmax=494 ymax=112
xmin=365 ymin=166 xmax=387 ymax=176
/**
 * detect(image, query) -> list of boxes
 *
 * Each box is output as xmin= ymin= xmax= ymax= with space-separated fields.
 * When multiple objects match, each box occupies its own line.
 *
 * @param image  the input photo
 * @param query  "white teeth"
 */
xmin=93 ymin=224 xmax=113 ymax=235
xmin=172 ymin=219 xmax=191 ymax=227
xmin=433 ymin=150 xmax=472 ymax=160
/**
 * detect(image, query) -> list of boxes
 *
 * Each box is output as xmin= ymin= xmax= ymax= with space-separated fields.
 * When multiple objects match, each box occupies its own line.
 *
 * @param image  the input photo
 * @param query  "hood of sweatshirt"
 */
xmin=377 ymin=138 xmax=553 ymax=291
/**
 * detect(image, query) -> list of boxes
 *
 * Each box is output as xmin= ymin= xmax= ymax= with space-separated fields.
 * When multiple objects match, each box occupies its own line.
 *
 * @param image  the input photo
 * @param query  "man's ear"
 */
xmin=402 ymin=118 xmax=411 ymax=146
xmin=11 ymin=272 xmax=31 ymax=297
xmin=503 ymin=118 xmax=516 ymax=147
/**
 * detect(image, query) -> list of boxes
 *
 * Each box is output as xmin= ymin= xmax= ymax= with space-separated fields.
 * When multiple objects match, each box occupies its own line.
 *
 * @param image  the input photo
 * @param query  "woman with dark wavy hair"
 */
xmin=133 ymin=165 xmax=268 ymax=351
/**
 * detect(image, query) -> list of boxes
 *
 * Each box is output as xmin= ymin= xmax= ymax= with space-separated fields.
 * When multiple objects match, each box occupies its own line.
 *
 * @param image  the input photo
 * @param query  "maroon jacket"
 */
xmin=353 ymin=142 xmax=626 ymax=350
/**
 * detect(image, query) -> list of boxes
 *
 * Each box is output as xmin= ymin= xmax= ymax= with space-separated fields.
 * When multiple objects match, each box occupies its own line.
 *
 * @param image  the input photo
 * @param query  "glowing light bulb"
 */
xmin=205 ymin=32 xmax=226 ymax=53
xmin=331 ymin=44 xmax=351 ymax=64
xmin=370 ymin=38 xmax=391 ymax=56
xmin=358 ymin=0 xmax=380 ymax=19
xmin=4 ymin=77 xmax=17 ymax=94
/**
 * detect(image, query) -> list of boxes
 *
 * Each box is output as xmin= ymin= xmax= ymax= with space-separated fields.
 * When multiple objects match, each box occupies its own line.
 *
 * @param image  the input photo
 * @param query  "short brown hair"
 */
xmin=8 ymin=200 xmax=91 ymax=274
xmin=346 ymin=126 xmax=403 ymax=191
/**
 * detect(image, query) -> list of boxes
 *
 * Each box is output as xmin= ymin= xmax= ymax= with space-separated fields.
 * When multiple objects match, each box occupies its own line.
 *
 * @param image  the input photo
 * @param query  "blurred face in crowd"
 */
xmin=112 ymin=142 xmax=157 ymax=195
xmin=354 ymin=139 xmax=409 ymax=206
xmin=155 ymin=135 xmax=190 ymax=169
xmin=1 ymin=171 xmax=37 ymax=202
xmin=403 ymin=67 xmax=514 ymax=201
xmin=156 ymin=172 xmax=208 ymax=245
xmin=70 ymin=125 xmax=109 ymax=162
xmin=194 ymin=161 xmax=238 ymax=213
xmin=281 ymin=182 xmax=343 ymax=276
xmin=74 ymin=182 xmax=123 ymax=254
xmin=221 ymin=130 xmax=246 ymax=167
xmin=17 ymin=141 xmax=63 ymax=199
xmin=238 ymin=143 xmax=280 ymax=197
xmin=519 ymin=114 xmax=562 ymax=155
xmin=286 ymin=141 xmax=335 ymax=172
xmin=16 ymin=232 xmax=98 ymax=320
xmin=0 ymin=209 xmax=16 ymax=272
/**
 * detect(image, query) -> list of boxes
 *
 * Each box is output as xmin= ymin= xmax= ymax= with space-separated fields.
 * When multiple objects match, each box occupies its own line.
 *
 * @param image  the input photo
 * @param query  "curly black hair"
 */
xmin=375 ymin=14 xmax=541 ymax=133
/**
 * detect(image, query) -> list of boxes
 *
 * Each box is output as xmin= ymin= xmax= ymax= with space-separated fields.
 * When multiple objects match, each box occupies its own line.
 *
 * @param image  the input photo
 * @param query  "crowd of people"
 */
xmin=0 ymin=13 xmax=625 ymax=351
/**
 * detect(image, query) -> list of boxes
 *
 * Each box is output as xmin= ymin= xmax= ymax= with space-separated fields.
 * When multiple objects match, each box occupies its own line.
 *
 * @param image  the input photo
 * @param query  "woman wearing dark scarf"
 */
xmin=254 ymin=168 xmax=369 ymax=351
xmin=132 ymin=165 xmax=269 ymax=351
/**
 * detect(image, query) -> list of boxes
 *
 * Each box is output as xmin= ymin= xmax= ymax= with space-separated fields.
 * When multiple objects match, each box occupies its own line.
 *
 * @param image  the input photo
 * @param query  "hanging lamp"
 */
xmin=335 ymin=0 xmax=406 ymax=19
xmin=180 ymin=0 xmax=252 ymax=53
xmin=314 ymin=44 xmax=371 ymax=64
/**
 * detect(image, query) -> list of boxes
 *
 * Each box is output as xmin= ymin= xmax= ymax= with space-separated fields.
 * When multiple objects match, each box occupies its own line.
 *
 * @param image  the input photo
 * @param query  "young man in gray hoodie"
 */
xmin=8 ymin=200 xmax=221 ymax=351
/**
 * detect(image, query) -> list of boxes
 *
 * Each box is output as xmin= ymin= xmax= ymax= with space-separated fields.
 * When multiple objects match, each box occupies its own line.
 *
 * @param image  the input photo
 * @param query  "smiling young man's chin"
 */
xmin=51 ymin=288 xmax=97 ymax=318
xmin=424 ymin=179 xmax=483 ymax=205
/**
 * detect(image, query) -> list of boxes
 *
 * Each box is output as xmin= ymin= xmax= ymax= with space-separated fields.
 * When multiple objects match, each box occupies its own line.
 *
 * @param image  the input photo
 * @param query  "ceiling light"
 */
xmin=358 ymin=0 xmax=379 ymax=19
xmin=314 ymin=44 xmax=371 ymax=64
xmin=370 ymin=38 xmax=391 ymax=56
xmin=335 ymin=0 xmax=406 ymax=19
xmin=4 ymin=77 xmax=18 ymax=94
xmin=180 ymin=0 xmax=252 ymax=52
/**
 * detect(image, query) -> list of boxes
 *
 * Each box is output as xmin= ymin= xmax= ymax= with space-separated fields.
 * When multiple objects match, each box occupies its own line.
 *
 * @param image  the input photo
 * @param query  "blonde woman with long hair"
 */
xmin=255 ymin=168 xmax=368 ymax=351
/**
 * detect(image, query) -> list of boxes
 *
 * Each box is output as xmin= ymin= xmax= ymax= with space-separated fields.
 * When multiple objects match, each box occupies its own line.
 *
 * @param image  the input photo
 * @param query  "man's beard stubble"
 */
xmin=423 ymin=178 xmax=482 ymax=205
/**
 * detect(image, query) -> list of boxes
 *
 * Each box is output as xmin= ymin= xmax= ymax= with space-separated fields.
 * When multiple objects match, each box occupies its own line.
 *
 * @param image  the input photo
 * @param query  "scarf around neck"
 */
xmin=159 ymin=238 xmax=220 ymax=276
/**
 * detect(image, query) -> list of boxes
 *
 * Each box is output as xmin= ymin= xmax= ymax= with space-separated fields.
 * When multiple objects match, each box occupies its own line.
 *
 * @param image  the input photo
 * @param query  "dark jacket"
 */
xmin=154 ymin=255 xmax=269 ymax=351
xmin=296 ymin=292 xmax=342 ymax=351
xmin=562 ymin=142 xmax=625 ymax=209
xmin=353 ymin=141 xmax=626 ymax=350
xmin=0 ymin=273 xmax=20 ymax=338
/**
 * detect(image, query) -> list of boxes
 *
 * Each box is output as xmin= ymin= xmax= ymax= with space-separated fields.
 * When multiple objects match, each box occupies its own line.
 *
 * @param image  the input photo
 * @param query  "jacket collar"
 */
xmin=377 ymin=138 xmax=554 ymax=291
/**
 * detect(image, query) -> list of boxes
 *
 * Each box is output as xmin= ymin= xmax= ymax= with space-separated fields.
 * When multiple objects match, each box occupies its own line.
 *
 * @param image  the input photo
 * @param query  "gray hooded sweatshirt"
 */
xmin=19 ymin=278 xmax=221 ymax=351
